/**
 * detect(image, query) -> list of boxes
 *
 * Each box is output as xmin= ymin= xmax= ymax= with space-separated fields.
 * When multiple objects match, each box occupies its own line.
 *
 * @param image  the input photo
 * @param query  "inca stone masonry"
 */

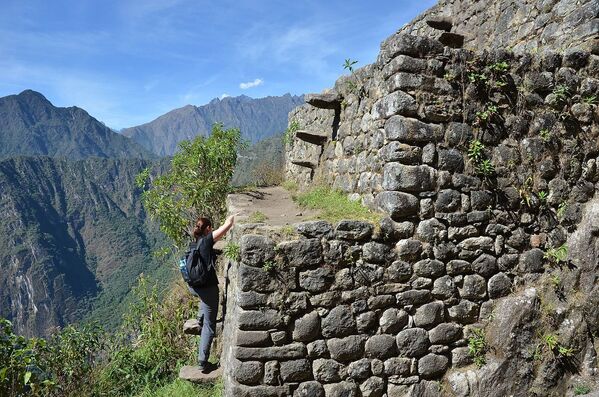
xmin=218 ymin=1 xmax=599 ymax=396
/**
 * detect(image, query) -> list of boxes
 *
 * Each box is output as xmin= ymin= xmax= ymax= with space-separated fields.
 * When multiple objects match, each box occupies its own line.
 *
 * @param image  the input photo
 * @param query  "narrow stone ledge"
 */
xmin=234 ymin=343 xmax=307 ymax=361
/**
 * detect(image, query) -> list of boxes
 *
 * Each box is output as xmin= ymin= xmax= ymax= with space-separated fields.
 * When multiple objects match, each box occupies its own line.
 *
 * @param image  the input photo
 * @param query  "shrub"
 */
xmin=137 ymin=123 xmax=244 ymax=248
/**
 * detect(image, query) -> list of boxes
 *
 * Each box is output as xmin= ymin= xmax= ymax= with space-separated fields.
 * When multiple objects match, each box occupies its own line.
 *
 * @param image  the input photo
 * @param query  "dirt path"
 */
xmin=227 ymin=186 xmax=319 ymax=227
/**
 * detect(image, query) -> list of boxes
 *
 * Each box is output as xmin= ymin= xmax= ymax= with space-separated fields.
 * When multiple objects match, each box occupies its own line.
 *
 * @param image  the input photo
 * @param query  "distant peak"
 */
xmin=18 ymin=89 xmax=49 ymax=102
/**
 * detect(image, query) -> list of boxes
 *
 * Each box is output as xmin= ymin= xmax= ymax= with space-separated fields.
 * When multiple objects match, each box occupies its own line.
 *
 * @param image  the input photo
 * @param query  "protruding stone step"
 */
xmin=426 ymin=18 xmax=453 ymax=32
xmin=439 ymin=32 xmax=465 ymax=49
xmin=295 ymin=130 xmax=329 ymax=145
xmin=305 ymin=92 xmax=341 ymax=109
xmin=184 ymin=319 xmax=202 ymax=335
xmin=179 ymin=365 xmax=222 ymax=383
xmin=291 ymin=159 xmax=318 ymax=169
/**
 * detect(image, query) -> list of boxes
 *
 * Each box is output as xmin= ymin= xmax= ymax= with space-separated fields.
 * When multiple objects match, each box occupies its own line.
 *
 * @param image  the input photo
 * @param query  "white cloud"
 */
xmin=239 ymin=78 xmax=263 ymax=90
xmin=220 ymin=93 xmax=230 ymax=99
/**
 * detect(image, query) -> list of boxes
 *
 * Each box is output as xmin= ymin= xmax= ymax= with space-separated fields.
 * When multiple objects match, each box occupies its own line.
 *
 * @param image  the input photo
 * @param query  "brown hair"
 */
xmin=193 ymin=217 xmax=212 ymax=240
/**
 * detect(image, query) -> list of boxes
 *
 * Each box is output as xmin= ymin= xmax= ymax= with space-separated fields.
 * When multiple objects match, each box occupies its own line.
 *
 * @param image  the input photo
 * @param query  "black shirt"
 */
xmin=191 ymin=232 xmax=219 ymax=288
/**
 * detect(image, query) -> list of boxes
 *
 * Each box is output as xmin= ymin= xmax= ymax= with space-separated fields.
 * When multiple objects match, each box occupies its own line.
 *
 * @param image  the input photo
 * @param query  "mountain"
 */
xmin=0 ymin=156 xmax=167 ymax=337
xmin=122 ymin=94 xmax=304 ymax=156
xmin=0 ymin=90 xmax=154 ymax=160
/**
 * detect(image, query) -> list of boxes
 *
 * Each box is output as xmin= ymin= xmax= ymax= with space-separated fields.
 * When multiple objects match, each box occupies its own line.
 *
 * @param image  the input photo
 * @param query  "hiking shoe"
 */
xmin=198 ymin=361 xmax=218 ymax=374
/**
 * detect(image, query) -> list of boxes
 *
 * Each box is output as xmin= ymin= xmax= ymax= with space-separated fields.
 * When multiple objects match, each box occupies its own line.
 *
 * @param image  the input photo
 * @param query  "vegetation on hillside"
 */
xmin=0 ymin=276 xmax=222 ymax=397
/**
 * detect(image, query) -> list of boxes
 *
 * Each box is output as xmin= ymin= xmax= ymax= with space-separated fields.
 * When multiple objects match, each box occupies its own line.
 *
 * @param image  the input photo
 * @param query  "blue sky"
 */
xmin=0 ymin=0 xmax=436 ymax=129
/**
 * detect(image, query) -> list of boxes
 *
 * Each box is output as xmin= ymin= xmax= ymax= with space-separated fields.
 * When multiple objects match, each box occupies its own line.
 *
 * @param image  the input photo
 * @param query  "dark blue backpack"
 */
xmin=179 ymin=239 xmax=211 ymax=287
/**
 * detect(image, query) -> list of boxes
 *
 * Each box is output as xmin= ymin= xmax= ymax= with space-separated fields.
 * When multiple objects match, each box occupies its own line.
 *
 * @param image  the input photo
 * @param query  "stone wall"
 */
xmin=399 ymin=0 xmax=598 ymax=54
xmin=242 ymin=21 xmax=599 ymax=397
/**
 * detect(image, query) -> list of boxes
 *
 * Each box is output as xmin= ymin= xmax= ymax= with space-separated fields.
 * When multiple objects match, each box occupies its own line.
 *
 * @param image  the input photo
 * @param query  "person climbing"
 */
xmin=187 ymin=213 xmax=236 ymax=373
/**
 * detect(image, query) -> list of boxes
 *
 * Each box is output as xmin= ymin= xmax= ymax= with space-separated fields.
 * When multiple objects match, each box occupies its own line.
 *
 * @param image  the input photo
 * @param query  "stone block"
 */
xmin=461 ymin=275 xmax=487 ymax=300
xmin=413 ymin=259 xmax=444 ymax=278
xmin=335 ymin=221 xmax=374 ymax=241
xmin=360 ymin=376 xmax=385 ymax=397
xmin=299 ymin=267 xmax=334 ymax=293
xmin=233 ymin=360 xmax=263 ymax=385
xmin=428 ymin=323 xmax=462 ymax=345
xmin=414 ymin=301 xmax=445 ymax=328
xmin=294 ymin=381 xmax=324 ymax=397
xmin=382 ymin=142 xmax=422 ymax=164
xmin=324 ymin=382 xmax=359 ymax=397
xmin=362 ymin=241 xmax=392 ymax=264
xmin=383 ymin=163 xmax=437 ymax=192
xmin=384 ymin=357 xmax=412 ymax=376
xmin=415 ymin=219 xmax=446 ymax=243
xmin=229 ymin=384 xmax=289 ymax=397
xmin=313 ymin=359 xmax=344 ymax=383
xmin=418 ymin=354 xmax=449 ymax=379
xmin=435 ymin=189 xmax=461 ymax=212
xmin=432 ymin=275 xmax=458 ymax=301
xmin=438 ymin=149 xmax=464 ymax=172
xmin=446 ymin=260 xmax=472 ymax=275
xmin=328 ymin=335 xmax=365 ymax=362
xmin=293 ymin=311 xmax=321 ymax=342
xmin=488 ymin=272 xmax=512 ymax=298
xmin=396 ymin=328 xmax=430 ymax=357
xmin=276 ymin=239 xmax=322 ymax=268
xmin=240 ymin=234 xmax=275 ymax=266
xmin=395 ymin=239 xmax=423 ymax=261
xmin=236 ymin=330 xmax=271 ymax=347
xmin=238 ymin=309 xmax=284 ymax=330
xmin=347 ymin=358 xmax=371 ymax=380
xmin=234 ymin=343 xmax=307 ymax=361
xmin=357 ymin=311 xmax=379 ymax=333
xmin=280 ymin=359 xmax=312 ymax=382
xmin=385 ymin=260 xmax=412 ymax=282
xmin=322 ymin=305 xmax=357 ymax=338
xmin=383 ymin=55 xmax=428 ymax=78
xmin=295 ymin=221 xmax=332 ymax=238
xmin=372 ymin=91 xmax=417 ymax=119
xmin=376 ymin=191 xmax=419 ymax=220
xmin=365 ymin=334 xmax=398 ymax=359
xmin=472 ymin=254 xmax=498 ymax=278
xmin=384 ymin=116 xmax=443 ymax=143
xmin=518 ymin=248 xmax=545 ymax=273
xmin=447 ymin=300 xmax=479 ymax=324
xmin=307 ymin=340 xmax=328 ymax=358
xmin=396 ymin=290 xmax=431 ymax=306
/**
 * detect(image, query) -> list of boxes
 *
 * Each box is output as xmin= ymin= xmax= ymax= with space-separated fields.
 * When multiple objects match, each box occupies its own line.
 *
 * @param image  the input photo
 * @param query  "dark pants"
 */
xmin=188 ymin=284 xmax=219 ymax=364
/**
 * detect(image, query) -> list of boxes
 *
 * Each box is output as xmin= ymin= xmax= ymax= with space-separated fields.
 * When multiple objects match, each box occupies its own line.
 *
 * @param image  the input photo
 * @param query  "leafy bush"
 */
xmin=223 ymin=242 xmax=241 ymax=262
xmin=95 ymin=276 xmax=196 ymax=397
xmin=251 ymin=160 xmax=284 ymax=187
xmin=137 ymin=123 xmax=244 ymax=248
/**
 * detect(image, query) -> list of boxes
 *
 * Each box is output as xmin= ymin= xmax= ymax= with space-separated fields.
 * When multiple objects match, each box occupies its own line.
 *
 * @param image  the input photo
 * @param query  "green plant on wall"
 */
xmin=468 ymin=328 xmax=488 ymax=367
xmin=582 ymin=95 xmax=597 ymax=105
xmin=283 ymin=120 xmax=301 ymax=146
xmin=544 ymin=244 xmax=568 ymax=267
xmin=539 ymin=128 xmax=551 ymax=143
xmin=223 ymin=242 xmax=241 ymax=262
xmin=551 ymin=84 xmax=570 ymax=104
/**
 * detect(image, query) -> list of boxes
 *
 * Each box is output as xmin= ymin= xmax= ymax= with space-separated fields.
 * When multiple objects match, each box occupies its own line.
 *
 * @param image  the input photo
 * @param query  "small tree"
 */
xmin=137 ymin=123 xmax=244 ymax=247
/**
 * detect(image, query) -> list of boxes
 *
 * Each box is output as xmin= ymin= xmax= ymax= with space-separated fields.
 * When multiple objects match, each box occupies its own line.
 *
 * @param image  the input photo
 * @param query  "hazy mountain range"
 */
xmin=122 ymin=94 xmax=303 ymax=156
xmin=0 ymin=89 xmax=301 ymax=336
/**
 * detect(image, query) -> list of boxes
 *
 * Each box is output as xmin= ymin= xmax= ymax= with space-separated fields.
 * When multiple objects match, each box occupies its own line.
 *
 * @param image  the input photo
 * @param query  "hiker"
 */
xmin=188 ymin=214 xmax=236 ymax=373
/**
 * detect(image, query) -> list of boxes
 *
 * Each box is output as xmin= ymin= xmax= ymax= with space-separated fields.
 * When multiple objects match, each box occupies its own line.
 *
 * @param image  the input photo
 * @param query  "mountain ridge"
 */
xmin=0 ymin=90 xmax=154 ymax=160
xmin=122 ymin=93 xmax=304 ymax=156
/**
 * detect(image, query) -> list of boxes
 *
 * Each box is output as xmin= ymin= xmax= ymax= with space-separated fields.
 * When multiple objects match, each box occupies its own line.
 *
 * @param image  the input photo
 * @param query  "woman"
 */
xmin=189 ymin=214 xmax=235 ymax=373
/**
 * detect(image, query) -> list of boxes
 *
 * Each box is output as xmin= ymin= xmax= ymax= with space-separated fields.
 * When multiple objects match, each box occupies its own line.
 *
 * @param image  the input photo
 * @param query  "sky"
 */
xmin=0 ymin=0 xmax=437 ymax=130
